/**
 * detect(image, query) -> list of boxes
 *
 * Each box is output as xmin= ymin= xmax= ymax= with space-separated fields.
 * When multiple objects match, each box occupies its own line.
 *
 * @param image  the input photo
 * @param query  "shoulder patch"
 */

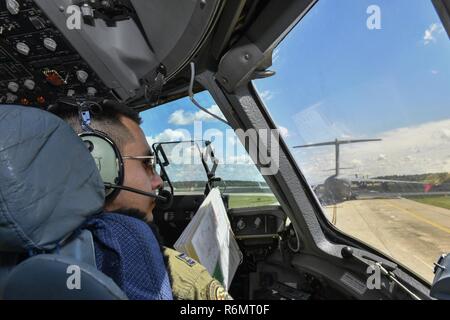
xmin=176 ymin=253 xmax=197 ymax=267
xmin=207 ymin=280 xmax=229 ymax=300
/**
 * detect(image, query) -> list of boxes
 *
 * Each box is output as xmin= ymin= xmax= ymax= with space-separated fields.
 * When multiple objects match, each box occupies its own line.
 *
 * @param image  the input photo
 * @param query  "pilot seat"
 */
xmin=0 ymin=105 xmax=127 ymax=299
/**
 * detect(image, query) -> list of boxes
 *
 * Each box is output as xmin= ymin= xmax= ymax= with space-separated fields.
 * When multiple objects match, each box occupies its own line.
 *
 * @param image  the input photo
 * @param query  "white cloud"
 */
xmin=168 ymin=105 xmax=225 ymax=125
xmin=404 ymin=155 xmax=413 ymax=162
xmin=168 ymin=110 xmax=191 ymax=126
xmin=431 ymin=70 xmax=439 ymax=75
xmin=424 ymin=23 xmax=444 ymax=45
xmin=228 ymin=136 xmax=237 ymax=146
xmin=278 ymin=126 xmax=289 ymax=139
xmin=146 ymin=129 xmax=190 ymax=146
xmin=196 ymin=105 xmax=224 ymax=122
xmin=294 ymin=119 xmax=450 ymax=184
xmin=440 ymin=129 xmax=450 ymax=141
xmin=181 ymin=145 xmax=199 ymax=160
xmin=259 ymin=90 xmax=275 ymax=102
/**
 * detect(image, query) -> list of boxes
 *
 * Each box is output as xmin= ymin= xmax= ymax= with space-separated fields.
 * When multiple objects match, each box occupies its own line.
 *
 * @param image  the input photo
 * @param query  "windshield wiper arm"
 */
xmin=341 ymin=247 xmax=422 ymax=300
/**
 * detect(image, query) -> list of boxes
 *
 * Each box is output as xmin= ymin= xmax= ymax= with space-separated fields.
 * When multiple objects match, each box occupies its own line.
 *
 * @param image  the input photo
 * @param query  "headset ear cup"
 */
xmin=79 ymin=132 xmax=124 ymax=200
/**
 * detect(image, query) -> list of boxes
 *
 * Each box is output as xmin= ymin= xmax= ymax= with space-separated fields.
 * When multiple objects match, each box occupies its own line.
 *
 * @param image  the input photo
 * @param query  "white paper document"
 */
xmin=174 ymin=188 xmax=242 ymax=290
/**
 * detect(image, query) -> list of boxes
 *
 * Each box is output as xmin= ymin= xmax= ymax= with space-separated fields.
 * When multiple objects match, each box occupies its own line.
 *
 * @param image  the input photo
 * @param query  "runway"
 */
xmin=324 ymin=198 xmax=450 ymax=283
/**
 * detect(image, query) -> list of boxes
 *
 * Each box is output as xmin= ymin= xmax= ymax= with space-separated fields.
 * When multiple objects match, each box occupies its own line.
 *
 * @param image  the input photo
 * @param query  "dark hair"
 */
xmin=48 ymin=99 xmax=142 ymax=151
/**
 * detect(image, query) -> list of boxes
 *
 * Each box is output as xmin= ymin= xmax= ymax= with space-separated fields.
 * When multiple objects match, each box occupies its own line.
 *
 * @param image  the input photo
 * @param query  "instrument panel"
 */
xmin=154 ymin=194 xmax=287 ymax=247
xmin=0 ymin=0 xmax=113 ymax=108
xmin=228 ymin=206 xmax=286 ymax=240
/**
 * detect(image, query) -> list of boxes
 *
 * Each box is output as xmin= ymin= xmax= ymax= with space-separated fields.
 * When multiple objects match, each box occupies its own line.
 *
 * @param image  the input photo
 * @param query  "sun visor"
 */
xmin=34 ymin=0 xmax=222 ymax=103
xmin=129 ymin=0 xmax=222 ymax=79
xmin=0 ymin=105 xmax=105 ymax=253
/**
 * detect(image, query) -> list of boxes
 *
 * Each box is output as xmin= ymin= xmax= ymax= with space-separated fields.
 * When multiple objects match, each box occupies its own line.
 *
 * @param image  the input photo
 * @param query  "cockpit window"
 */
xmin=255 ymin=0 xmax=450 ymax=283
xmin=140 ymin=91 xmax=277 ymax=208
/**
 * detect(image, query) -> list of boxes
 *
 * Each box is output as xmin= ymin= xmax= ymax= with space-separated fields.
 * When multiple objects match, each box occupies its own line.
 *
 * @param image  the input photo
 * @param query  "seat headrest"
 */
xmin=0 ymin=105 xmax=105 ymax=253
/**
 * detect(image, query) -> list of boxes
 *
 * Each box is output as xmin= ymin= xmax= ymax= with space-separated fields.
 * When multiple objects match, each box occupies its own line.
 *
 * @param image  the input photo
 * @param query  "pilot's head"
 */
xmin=49 ymin=100 xmax=163 ymax=222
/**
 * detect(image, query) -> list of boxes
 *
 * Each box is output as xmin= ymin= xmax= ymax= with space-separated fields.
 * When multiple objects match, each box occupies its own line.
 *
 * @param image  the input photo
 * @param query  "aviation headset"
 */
xmin=79 ymin=129 xmax=124 ymax=201
xmin=57 ymin=99 xmax=171 ymax=207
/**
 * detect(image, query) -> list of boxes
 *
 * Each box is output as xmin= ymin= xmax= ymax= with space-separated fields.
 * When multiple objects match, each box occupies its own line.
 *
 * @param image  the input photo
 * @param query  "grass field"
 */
xmin=407 ymin=195 xmax=450 ymax=210
xmin=228 ymin=195 xmax=278 ymax=209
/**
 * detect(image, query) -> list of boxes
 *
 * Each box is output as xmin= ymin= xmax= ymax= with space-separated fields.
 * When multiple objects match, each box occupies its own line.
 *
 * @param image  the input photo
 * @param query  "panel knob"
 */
xmin=43 ymin=38 xmax=57 ymax=52
xmin=236 ymin=219 xmax=246 ymax=231
xmin=16 ymin=42 xmax=30 ymax=56
xmin=6 ymin=0 xmax=20 ymax=15
xmin=24 ymin=79 xmax=35 ymax=90
xmin=87 ymin=87 xmax=97 ymax=96
xmin=76 ymin=70 xmax=89 ymax=83
xmin=8 ymin=82 xmax=19 ymax=93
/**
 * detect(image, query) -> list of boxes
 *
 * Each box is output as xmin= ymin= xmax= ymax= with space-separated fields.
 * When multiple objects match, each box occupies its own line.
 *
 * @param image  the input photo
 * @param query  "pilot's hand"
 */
xmin=163 ymin=247 xmax=233 ymax=300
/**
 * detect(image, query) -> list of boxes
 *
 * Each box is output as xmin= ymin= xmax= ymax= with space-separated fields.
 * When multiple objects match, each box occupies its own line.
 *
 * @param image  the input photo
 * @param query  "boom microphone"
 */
xmin=104 ymin=183 xmax=168 ymax=202
xmin=155 ymin=188 xmax=173 ymax=210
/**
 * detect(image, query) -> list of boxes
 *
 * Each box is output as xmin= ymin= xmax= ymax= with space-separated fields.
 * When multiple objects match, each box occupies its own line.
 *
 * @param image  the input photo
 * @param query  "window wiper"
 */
xmin=341 ymin=247 xmax=422 ymax=300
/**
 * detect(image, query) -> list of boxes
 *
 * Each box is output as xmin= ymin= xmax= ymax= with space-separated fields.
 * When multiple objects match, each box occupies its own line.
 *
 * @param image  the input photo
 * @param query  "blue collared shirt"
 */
xmin=85 ymin=213 xmax=173 ymax=300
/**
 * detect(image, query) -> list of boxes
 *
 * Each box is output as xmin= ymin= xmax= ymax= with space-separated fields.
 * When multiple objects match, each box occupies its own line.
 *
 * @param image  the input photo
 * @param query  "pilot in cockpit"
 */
xmin=48 ymin=99 xmax=231 ymax=300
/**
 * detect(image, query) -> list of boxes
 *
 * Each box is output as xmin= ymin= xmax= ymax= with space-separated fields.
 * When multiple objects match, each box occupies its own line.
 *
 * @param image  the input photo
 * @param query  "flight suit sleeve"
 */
xmin=163 ymin=247 xmax=233 ymax=300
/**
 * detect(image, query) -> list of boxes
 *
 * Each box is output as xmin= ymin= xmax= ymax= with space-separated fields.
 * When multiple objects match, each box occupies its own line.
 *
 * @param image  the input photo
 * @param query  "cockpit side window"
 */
xmin=140 ymin=91 xmax=277 ymax=209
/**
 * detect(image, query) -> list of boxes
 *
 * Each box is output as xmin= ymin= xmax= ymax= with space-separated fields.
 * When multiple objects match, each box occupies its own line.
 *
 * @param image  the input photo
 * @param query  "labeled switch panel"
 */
xmin=0 ymin=0 xmax=113 ymax=108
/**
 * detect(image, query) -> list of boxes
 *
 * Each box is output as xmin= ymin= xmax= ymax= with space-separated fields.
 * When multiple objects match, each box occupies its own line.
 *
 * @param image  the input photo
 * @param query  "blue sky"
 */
xmin=141 ymin=0 xmax=450 ymax=183
xmin=255 ymin=0 xmax=450 ymax=138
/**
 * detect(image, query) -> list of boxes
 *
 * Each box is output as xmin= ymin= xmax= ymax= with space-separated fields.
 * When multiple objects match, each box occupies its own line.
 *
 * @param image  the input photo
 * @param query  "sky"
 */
xmin=140 ymin=0 xmax=450 ymax=185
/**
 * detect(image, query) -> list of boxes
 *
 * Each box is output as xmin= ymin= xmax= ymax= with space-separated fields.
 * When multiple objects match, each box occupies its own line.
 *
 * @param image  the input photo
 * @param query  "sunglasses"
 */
xmin=122 ymin=155 xmax=157 ymax=173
